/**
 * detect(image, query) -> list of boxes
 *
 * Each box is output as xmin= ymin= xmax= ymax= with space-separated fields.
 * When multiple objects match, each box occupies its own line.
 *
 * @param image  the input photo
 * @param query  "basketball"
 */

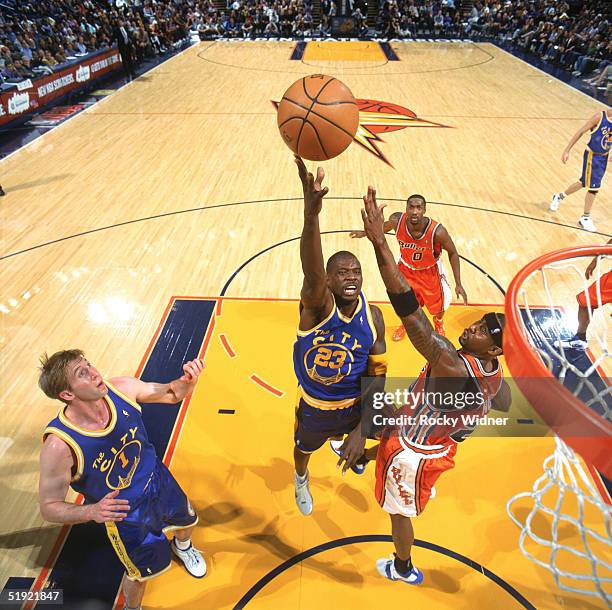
xmin=277 ymin=74 xmax=359 ymax=161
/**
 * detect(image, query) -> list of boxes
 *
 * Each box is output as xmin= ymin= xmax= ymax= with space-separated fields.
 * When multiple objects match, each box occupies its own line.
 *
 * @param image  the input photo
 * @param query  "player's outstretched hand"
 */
xmin=361 ymin=186 xmax=387 ymax=245
xmin=295 ymin=154 xmax=328 ymax=217
xmin=336 ymin=427 xmax=366 ymax=474
xmin=561 ymin=150 xmax=570 ymax=164
xmin=456 ymin=284 xmax=468 ymax=304
xmin=179 ymin=358 xmax=205 ymax=383
xmin=88 ymin=490 xmax=130 ymax=523
xmin=349 ymin=230 xmax=366 ymax=239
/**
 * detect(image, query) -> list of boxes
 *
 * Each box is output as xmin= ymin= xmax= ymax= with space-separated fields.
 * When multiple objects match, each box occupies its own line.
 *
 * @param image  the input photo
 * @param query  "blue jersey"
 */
xmin=43 ymin=382 xmax=158 ymax=505
xmin=293 ymin=292 xmax=376 ymax=409
xmin=587 ymin=111 xmax=612 ymax=155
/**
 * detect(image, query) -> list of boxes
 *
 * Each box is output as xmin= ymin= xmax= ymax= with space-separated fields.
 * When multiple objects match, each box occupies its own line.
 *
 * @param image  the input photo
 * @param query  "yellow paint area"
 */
xmin=144 ymin=299 xmax=606 ymax=609
xmin=303 ymin=41 xmax=386 ymax=62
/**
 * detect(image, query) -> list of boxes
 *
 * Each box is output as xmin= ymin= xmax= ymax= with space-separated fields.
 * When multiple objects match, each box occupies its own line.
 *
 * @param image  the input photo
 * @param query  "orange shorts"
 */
xmin=375 ymin=435 xmax=456 ymax=517
xmin=576 ymin=269 xmax=612 ymax=309
xmin=398 ymin=260 xmax=452 ymax=316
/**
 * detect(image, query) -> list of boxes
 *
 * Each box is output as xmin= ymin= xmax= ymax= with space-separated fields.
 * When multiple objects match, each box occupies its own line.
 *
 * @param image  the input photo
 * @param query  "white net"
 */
xmin=507 ymin=437 xmax=611 ymax=606
xmin=506 ymin=250 xmax=611 ymax=607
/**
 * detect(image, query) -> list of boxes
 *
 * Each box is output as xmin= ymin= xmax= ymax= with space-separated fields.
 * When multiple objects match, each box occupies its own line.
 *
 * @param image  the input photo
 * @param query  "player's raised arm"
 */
xmin=350 ymin=212 xmax=401 ymax=239
xmin=110 ymin=358 xmax=204 ymax=404
xmin=295 ymin=155 xmax=334 ymax=313
xmin=361 ymin=186 xmax=461 ymax=373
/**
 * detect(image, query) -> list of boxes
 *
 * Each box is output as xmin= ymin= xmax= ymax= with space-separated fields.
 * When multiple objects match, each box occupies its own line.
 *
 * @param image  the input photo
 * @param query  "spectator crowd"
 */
xmin=0 ymin=0 xmax=609 ymax=83
xmin=197 ymin=0 xmax=315 ymax=39
xmin=375 ymin=0 xmax=609 ymax=77
xmin=0 ymin=0 xmax=198 ymax=82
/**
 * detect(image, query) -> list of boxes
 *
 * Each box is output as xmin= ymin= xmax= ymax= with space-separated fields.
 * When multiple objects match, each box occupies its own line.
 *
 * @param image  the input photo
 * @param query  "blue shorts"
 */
xmin=294 ymin=398 xmax=362 ymax=453
xmin=105 ymin=460 xmax=197 ymax=581
xmin=580 ymin=149 xmax=608 ymax=190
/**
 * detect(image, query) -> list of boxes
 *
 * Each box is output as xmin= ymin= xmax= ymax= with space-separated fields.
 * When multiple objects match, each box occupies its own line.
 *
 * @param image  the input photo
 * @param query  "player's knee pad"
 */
xmin=588 ymin=190 xmax=598 ymax=195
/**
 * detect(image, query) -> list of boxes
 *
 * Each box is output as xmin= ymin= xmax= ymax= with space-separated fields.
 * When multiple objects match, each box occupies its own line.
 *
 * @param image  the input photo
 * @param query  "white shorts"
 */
xmin=375 ymin=436 xmax=457 ymax=517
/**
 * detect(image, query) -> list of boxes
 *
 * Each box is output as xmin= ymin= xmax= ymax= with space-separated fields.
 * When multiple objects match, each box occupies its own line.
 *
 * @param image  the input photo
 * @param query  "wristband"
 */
xmin=387 ymin=290 xmax=419 ymax=317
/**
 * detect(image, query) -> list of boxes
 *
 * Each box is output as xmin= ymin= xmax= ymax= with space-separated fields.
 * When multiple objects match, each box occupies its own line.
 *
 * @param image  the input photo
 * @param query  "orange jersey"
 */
xmin=395 ymin=215 xmax=442 ymax=270
xmin=398 ymin=351 xmax=503 ymax=448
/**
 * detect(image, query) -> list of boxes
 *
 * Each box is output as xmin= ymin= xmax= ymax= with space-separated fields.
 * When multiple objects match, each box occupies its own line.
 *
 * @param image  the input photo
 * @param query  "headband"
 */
xmin=484 ymin=312 xmax=504 ymax=349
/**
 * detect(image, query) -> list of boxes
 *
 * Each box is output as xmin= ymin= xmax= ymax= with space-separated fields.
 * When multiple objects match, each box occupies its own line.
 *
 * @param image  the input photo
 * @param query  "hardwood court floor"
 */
xmin=0 ymin=41 xmax=610 ymax=609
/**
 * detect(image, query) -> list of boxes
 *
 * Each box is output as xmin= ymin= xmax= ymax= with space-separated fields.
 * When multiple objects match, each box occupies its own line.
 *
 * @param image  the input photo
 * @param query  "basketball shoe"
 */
xmin=434 ymin=317 xmax=446 ymax=335
xmin=294 ymin=470 xmax=313 ymax=515
xmin=550 ymin=192 xmax=565 ymax=211
xmin=376 ymin=555 xmax=424 ymax=585
xmin=579 ymin=215 xmax=597 ymax=232
xmin=555 ymin=335 xmax=588 ymax=350
xmin=171 ymin=538 xmax=207 ymax=578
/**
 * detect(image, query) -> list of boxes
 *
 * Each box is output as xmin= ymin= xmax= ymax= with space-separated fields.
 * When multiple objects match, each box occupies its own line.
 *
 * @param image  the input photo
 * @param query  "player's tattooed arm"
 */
xmin=398 ymin=309 xmax=456 ymax=367
xmin=294 ymin=155 xmax=334 ymax=314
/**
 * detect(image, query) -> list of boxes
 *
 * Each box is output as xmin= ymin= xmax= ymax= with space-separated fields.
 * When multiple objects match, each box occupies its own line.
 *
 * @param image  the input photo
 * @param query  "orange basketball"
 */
xmin=277 ymin=75 xmax=359 ymax=161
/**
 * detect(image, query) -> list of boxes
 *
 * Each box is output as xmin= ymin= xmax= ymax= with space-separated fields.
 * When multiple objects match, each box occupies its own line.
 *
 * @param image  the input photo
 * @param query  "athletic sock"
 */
xmin=295 ymin=471 xmax=308 ymax=485
xmin=560 ymin=192 xmax=566 ymax=199
xmin=174 ymin=537 xmax=191 ymax=551
xmin=394 ymin=554 xmax=413 ymax=575
xmin=576 ymin=332 xmax=587 ymax=341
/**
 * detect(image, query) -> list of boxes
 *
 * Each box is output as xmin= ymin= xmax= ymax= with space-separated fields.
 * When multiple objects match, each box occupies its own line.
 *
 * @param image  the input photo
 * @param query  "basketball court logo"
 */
xmin=354 ymin=99 xmax=450 ymax=167
xmin=272 ymin=98 xmax=450 ymax=167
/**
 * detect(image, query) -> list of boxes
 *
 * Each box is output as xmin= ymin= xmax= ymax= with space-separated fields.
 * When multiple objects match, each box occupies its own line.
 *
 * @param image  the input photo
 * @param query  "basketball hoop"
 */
xmin=504 ymin=245 xmax=612 ymax=478
xmin=504 ymin=245 xmax=611 ymax=605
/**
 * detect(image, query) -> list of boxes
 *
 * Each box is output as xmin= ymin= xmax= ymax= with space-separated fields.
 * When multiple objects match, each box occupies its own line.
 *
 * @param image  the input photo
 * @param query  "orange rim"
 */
xmin=504 ymin=245 xmax=612 ymax=479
